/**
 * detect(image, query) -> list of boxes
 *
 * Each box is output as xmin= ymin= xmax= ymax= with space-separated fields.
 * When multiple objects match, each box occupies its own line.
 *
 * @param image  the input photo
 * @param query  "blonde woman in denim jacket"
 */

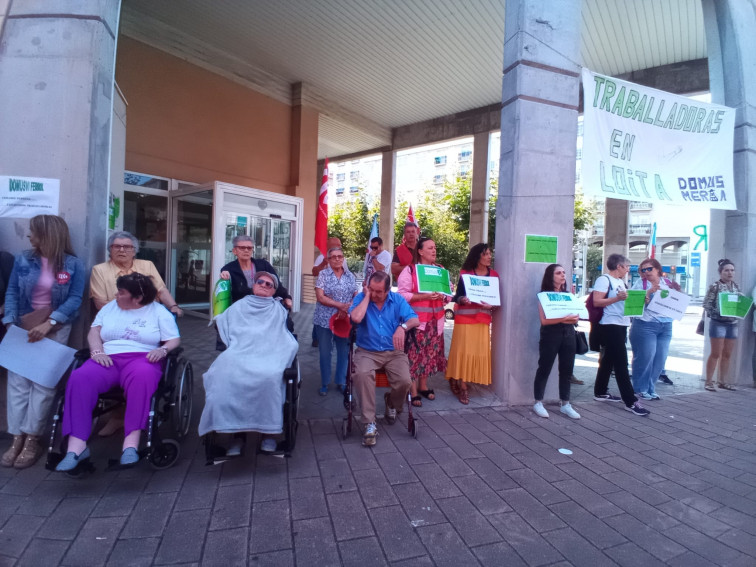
xmin=1 ymin=215 xmax=85 ymax=469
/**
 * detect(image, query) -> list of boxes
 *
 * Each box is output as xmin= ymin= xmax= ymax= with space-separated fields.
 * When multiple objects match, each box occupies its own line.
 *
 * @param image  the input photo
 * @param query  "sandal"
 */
xmin=411 ymin=396 xmax=423 ymax=407
xmin=449 ymin=380 xmax=461 ymax=396
xmin=458 ymin=388 xmax=469 ymax=405
xmin=419 ymin=389 xmax=435 ymax=400
xmin=718 ymin=383 xmax=737 ymax=391
xmin=704 ymin=382 xmax=716 ymax=392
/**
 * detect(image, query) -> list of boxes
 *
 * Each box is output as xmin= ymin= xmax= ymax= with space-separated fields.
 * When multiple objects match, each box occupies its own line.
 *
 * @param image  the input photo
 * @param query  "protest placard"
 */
xmin=524 ymin=235 xmax=558 ymax=263
xmin=623 ymin=290 xmax=647 ymax=317
xmin=537 ymin=292 xmax=589 ymax=320
xmin=461 ymin=275 xmax=500 ymax=306
xmin=0 ymin=175 xmax=61 ymax=218
xmin=646 ymin=288 xmax=691 ymax=320
xmin=718 ymin=293 xmax=754 ymax=319
xmin=0 ymin=326 xmax=76 ymax=387
xmin=415 ymin=265 xmax=452 ymax=295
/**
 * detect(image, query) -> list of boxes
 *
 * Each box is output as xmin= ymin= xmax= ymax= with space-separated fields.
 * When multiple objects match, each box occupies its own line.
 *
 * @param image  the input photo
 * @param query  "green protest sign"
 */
xmin=718 ymin=293 xmax=754 ymax=319
xmin=524 ymin=235 xmax=558 ymax=263
xmin=623 ymin=290 xmax=646 ymax=316
xmin=415 ymin=265 xmax=451 ymax=294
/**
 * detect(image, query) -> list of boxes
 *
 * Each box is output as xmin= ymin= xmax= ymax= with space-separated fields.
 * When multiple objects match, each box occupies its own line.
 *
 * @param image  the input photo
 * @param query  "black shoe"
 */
xmin=658 ymin=374 xmax=673 ymax=385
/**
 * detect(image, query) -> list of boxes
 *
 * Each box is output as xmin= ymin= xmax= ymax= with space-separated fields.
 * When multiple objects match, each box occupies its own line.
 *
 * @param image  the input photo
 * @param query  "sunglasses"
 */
xmin=370 ymin=246 xmax=379 ymax=250
xmin=111 ymin=244 xmax=135 ymax=251
xmin=640 ymin=267 xmax=654 ymax=273
xmin=235 ymin=246 xmax=253 ymax=251
xmin=254 ymin=279 xmax=275 ymax=289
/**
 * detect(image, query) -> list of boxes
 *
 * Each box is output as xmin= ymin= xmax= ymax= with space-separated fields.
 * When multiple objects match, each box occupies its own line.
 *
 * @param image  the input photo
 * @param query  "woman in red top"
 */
xmin=446 ymin=243 xmax=498 ymax=404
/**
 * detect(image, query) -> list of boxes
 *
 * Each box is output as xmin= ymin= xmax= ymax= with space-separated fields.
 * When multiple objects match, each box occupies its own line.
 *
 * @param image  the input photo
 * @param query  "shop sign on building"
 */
xmin=0 ymin=175 xmax=60 ymax=218
xmin=581 ymin=69 xmax=736 ymax=210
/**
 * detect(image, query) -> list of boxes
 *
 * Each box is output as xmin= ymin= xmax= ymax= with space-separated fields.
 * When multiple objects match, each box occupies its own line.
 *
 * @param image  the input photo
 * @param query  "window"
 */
xmin=460 ymin=165 xmax=470 ymax=178
xmin=433 ymin=174 xmax=444 ymax=185
xmin=458 ymin=150 xmax=472 ymax=162
xmin=350 ymin=171 xmax=359 ymax=181
xmin=124 ymin=172 xmax=169 ymax=190
xmin=349 ymin=186 xmax=359 ymax=194
xmin=336 ymin=173 xmax=345 ymax=182
xmin=434 ymin=155 xmax=447 ymax=166
xmin=335 ymin=187 xmax=345 ymax=195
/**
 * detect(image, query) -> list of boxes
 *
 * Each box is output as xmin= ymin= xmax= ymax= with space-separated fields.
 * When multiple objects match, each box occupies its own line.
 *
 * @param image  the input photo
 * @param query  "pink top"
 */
xmin=31 ymin=257 xmax=54 ymax=310
xmin=396 ymin=265 xmax=446 ymax=334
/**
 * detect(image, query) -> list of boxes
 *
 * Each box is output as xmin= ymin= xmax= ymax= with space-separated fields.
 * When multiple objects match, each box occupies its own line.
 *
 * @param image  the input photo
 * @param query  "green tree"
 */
xmin=586 ymin=245 xmax=603 ymax=287
xmin=327 ymin=196 xmax=376 ymax=261
xmin=573 ymin=190 xmax=596 ymax=244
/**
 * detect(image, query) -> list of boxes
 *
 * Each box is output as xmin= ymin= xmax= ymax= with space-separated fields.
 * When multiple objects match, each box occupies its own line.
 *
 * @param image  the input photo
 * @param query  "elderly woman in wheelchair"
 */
xmin=55 ymin=273 xmax=180 ymax=471
xmin=199 ymin=271 xmax=298 ymax=457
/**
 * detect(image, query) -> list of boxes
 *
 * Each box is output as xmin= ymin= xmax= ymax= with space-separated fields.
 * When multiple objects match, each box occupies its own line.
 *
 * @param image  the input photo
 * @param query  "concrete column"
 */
xmin=289 ymin=101 xmax=319 ymax=272
xmin=380 ymin=149 xmax=396 ymax=259
xmin=603 ymin=199 xmax=630 ymax=264
xmin=469 ymin=132 xmax=490 ymax=247
xmin=703 ymin=0 xmax=756 ymax=385
xmin=0 ymin=1 xmax=121 ymax=346
xmin=492 ymin=0 xmax=582 ymax=405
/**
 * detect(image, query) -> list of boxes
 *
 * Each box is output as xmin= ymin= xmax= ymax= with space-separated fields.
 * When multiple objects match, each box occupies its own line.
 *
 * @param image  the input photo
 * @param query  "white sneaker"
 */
xmin=560 ymin=403 xmax=581 ymax=419
xmin=363 ymin=422 xmax=378 ymax=446
xmin=533 ymin=401 xmax=549 ymax=418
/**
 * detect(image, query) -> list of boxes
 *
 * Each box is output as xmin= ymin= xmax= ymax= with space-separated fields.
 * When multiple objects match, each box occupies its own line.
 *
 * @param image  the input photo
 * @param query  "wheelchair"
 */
xmin=44 ymin=347 xmax=194 ymax=474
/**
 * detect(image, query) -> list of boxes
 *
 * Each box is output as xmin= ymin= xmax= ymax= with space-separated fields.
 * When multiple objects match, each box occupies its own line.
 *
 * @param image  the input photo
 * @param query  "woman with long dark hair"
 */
xmin=703 ymin=258 xmax=741 ymax=391
xmin=446 ymin=243 xmax=498 ymax=404
xmin=532 ymin=264 xmax=580 ymax=419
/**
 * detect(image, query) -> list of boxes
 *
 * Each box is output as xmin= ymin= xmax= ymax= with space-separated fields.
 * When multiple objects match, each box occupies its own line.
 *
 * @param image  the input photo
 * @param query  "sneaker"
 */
xmin=647 ymin=393 xmax=661 ymax=400
xmin=533 ymin=401 xmax=549 ymax=418
xmin=260 ymin=438 xmax=277 ymax=453
xmin=120 ymin=447 xmax=140 ymax=466
xmin=55 ymin=447 xmax=91 ymax=472
xmin=569 ymin=375 xmax=585 ymax=385
xmin=363 ymin=422 xmax=378 ymax=446
xmin=560 ymin=403 xmax=581 ymax=419
xmin=226 ymin=435 xmax=245 ymax=457
xmin=658 ymin=374 xmax=673 ymax=385
xmin=625 ymin=402 xmax=650 ymax=416
xmin=594 ymin=393 xmax=622 ymax=402
xmin=639 ymin=392 xmax=655 ymax=400
xmin=384 ymin=392 xmax=397 ymax=425
xmin=319 ymin=386 xmax=328 ymax=396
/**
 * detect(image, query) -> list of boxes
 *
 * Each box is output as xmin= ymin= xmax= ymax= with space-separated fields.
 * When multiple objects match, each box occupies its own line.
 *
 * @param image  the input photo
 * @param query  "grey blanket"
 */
xmin=198 ymin=295 xmax=298 ymax=436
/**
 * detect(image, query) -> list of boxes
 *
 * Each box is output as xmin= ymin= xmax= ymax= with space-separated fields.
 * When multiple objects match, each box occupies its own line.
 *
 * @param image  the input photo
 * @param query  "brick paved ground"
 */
xmin=1 ymin=305 xmax=755 ymax=566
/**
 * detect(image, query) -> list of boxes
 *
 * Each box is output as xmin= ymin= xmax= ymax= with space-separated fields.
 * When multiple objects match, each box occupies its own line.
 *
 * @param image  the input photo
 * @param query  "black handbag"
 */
xmin=575 ymin=329 xmax=589 ymax=355
xmin=696 ymin=316 xmax=705 ymax=336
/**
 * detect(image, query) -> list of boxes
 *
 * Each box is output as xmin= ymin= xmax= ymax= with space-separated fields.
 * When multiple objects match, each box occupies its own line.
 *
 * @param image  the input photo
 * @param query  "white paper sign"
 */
xmin=0 ymin=175 xmax=60 ymax=218
xmin=581 ymin=69 xmax=736 ymax=210
xmin=460 ymin=275 xmax=500 ymax=306
xmin=537 ymin=292 xmax=589 ymax=320
xmin=0 ymin=325 xmax=76 ymax=387
xmin=645 ymin=288 xmax=691 ymax=321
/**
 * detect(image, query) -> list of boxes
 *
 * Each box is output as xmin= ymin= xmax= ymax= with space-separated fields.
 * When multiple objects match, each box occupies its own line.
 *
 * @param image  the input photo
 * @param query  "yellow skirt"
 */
xmin=445 ymin=323 xmax=491 ymax=385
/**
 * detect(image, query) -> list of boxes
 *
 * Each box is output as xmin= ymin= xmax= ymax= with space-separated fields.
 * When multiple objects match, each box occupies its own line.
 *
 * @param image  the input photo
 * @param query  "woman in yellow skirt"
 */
xmin=446 ymin=243 xmax=497 ymax=404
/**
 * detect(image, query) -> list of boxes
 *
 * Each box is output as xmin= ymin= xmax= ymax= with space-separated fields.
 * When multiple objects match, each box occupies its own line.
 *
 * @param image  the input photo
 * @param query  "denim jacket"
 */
xmin=1 ymin=250 xmax=86 ymax=325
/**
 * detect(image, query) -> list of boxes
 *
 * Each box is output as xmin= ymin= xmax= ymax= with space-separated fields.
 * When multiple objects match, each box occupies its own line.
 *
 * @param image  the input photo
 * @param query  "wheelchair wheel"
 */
xmin=409 ymin=416 xmax=418 ymax=439
xmin=149 ymin=439 xmax=180 ymax=470
xmin=172 ymin=360 xmax=194 ymax=440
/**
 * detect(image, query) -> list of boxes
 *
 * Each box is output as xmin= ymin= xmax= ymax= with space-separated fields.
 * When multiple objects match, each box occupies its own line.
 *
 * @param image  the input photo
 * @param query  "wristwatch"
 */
xmin=400 ymin=323 xmax=408 ymax=331
xmin=48 ymin=319 xmax=57 ymax=327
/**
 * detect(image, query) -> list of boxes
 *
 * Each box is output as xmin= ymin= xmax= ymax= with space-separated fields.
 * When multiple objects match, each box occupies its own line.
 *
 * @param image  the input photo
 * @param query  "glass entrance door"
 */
xmin=172 ymin=190 xmax=213 ymax=314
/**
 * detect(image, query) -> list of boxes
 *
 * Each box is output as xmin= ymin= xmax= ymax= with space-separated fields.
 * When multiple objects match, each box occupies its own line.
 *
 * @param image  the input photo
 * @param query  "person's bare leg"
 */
xmin=706 ymin=338 xmax=724 ymax=386
xmin=67 ymin=436 xmax=87 ymax=455
xmin=719 ymin=339 xmax=736 ymax=386
xmin=123 ymin=430 xmax=141 ymax=451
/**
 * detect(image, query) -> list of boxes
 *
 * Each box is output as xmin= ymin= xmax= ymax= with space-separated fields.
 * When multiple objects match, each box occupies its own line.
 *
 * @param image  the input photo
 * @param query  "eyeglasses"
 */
xmin=370 ymin=246 xmax=379 ymax=250
xmin=235 ymin=246 xmax=253 ymax=251
xmin=640 ymin=267 xmax=654 ymax=273
xmin=254 ymin=279 xmax=275 ymax=289
xmin=329 ymin=255 xmax=344 ymax=260
xmin=111 ymin=244 xmax=135 ymax=251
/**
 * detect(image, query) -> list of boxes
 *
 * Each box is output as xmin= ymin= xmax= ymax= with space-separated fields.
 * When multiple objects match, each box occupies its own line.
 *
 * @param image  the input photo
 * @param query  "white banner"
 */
xmin=0 ymin=175 xmax=60 ymax=218
xmin=537 ymin=292 xmax=589 ymax=320
xmin=581 ymin=69 xmax=736 ymax=210
xmin=461 ymin=274 xmax=500 ymax=306
xmin=645 ymin=288 xmax=691 ymax=321
xmin=0 ymin=326 xmax=76 ymax=388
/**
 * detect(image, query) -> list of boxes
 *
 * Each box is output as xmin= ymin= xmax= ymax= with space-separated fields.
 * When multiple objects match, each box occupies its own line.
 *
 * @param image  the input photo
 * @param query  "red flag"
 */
xmin=407 ymin=204 xmax=416 ymax=225
xmin=315 ymin=159 xmax=329 ymax=257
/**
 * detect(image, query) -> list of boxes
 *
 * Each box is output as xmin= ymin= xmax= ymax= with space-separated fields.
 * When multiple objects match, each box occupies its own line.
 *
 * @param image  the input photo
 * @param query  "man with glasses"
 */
xmin=90 ymin=231 xmax=182 ymax=316
xmin=364 ymin=237 xmax=392 ymax=282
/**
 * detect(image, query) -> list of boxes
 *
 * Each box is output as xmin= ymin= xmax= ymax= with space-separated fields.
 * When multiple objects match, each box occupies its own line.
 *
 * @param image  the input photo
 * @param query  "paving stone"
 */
xmin=0 ymin=493 xmax=24 ymax=528
xmin=173 ymin=471 xmax=220 ymax=511
xmin=717 ymin=528 xmax=756 ymax=557
xmin=120 ymin=491 xmax=177 ymax=538
xmin=604 ymin=513 xmax=687 ymax=562
xmin=342 ymin=441 xmax=379 ymax=471
xmin=286 ymin=443 xmax=321 ymax=479
xmin=202 ymin=527 xmax=249 ymax=566
xmin=487 ymin=512 xmax=564 ymax=566
xmin=354 ymin=467 xmax=398 ymax=509
xmin=62 ymin=516 xmax=126 ymax=566
xmin=513 ymin=451 xmax=573 ymax=483
xmin=665 ymin=550 xmax=727 ymax=567
xmin=601 ymin=471 xmax=670 ymax=505
xmin=107 ymin=537 xmax=160 ymax=567
xmin=217 ymin=451 xmax=257 ymax=486
xmin=650 ymin=479 xmax=721 ymax=514
xmin=610 ymin=492 xmax=679 ymax=531
xmin=415 ymin=522 xmax=479 ymax=567
xmin=253 ymin=463 xmax=289 ymax=503
xmin=472 ymin=442 xmax=524 ymax=471
xmin=368 ymin=505 xmax=426 ymax=562
xmin=549 ymin=501 xmax=626 ymax=549
xmin=249 ymin=549 xmax=294 ymax=566
xmin=710 ymin=506 xmax=756 ymax=536
xmin=603 ymin=541 xmax=667 ymax=567
xmin=556 ymin=461 xmax=621 ymax=495
xmin=312 ymin=432 xmax=345 ymax=461
xmin=392 ymin=439 xmax=435 ymax=465
xmin=210 ymin=482 xmax=253 ymax=530
xmin=694 ymin=467 xmax=755 ymax=496
xmin=662 ymin=523 xmax=751 ymax=566
xmin=551 ymin=479 xmax=623 ymax=519
xmin=703 ymin=486 xmax=756 ymax=516
xmin=327 ymin=491 xmax=374 ymax=541
xmin=249 ymin=500 xmax=292 ymax=554
xmin=465 ymin=458 xmax=518 ymax=491
xmin=545 ymin=526 xmax=617 ymax=566
xmin=377 ymin=451 xmax=419 ymax=485
xmin=498 ymin=487 xmax=566 ymax=532
xmin=440 ymin=432 xmax=486 ymax=459
xmin=389 ymin=555 xmax=435 ymax=566
xmin=451 ymin=475 xmax=511 ymax=515
xmin=338 ymin=536 xmax=388 ymax=567
xmin=0 ymin=556 xmax=14 ymax=567
xmin=15 ymin=537 xmax=70 ymax=566
xmin=40 ymin=496 xmax=98 ymax=540
xmin=14 ymin=481 xmax=66 ymax=516
xmin=290 ymin=475 xmax=327 ymax=520
xmin=415 ymin=425 xmax=449 ymax=450
xmin=427 ymin=447 xmax=474 ymax=478
xmin=154 ymin=508 xmax=210 ymax=564
xmin=319 ymin=457 xmax=357 ymax=493
xmin=0 ymin=514 xmax=45 ymax=556
xmin=507 ymin=468 xmax=570 ymax=506
xmin=657 ymin=499 xmax=731 ymax=538
xmin=436 ymin=496 xmax=501 ymax=547
xmin=0 ymin=466 xmax=47 ymax=496
xmin=392 ymin=483 xmax=448 ymax=527
xmin=144 ymin=458 xmax=190 ymax=493
xmin=421 ymin=415 xmax=458 ymax=437
xmin=473 ymin=541 xmax=527 ymax=567
xmin=410 ymin=462 xmax=462 ymax=499
xmin=292 ymin=517 xmax=340 ymax=567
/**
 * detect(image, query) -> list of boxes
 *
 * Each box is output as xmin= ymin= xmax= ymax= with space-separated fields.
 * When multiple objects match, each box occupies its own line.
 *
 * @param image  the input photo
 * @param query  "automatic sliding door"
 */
xmin=172 ymin=191 xmax=213 ymax=313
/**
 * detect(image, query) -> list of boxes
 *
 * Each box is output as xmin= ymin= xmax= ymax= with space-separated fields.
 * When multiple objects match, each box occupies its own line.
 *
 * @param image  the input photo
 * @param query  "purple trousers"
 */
xmin=62 ymin=352 xmax=163 ymax=440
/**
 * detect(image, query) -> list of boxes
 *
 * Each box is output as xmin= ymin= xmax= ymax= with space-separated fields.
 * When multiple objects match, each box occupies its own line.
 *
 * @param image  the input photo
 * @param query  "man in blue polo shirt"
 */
xmin=349 ymin=271 xmax=419 ymax=446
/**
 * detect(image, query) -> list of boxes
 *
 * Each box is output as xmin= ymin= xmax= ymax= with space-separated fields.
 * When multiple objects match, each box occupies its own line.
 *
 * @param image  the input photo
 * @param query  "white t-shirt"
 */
xmin=631 ymin=278 xmax=673 ymax=323
xmin=93 ymin=300 xmax=180 ymax=355
xmin=594 ymin=274 xmax=630 ymax=326
xmin=365 ymin=250 xmax=392 ymax=279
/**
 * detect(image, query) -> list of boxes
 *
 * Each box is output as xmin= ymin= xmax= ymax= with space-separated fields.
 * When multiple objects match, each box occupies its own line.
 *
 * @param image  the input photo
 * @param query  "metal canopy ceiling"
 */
xmin=120 ymin=0 xmax=707 ymax=159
